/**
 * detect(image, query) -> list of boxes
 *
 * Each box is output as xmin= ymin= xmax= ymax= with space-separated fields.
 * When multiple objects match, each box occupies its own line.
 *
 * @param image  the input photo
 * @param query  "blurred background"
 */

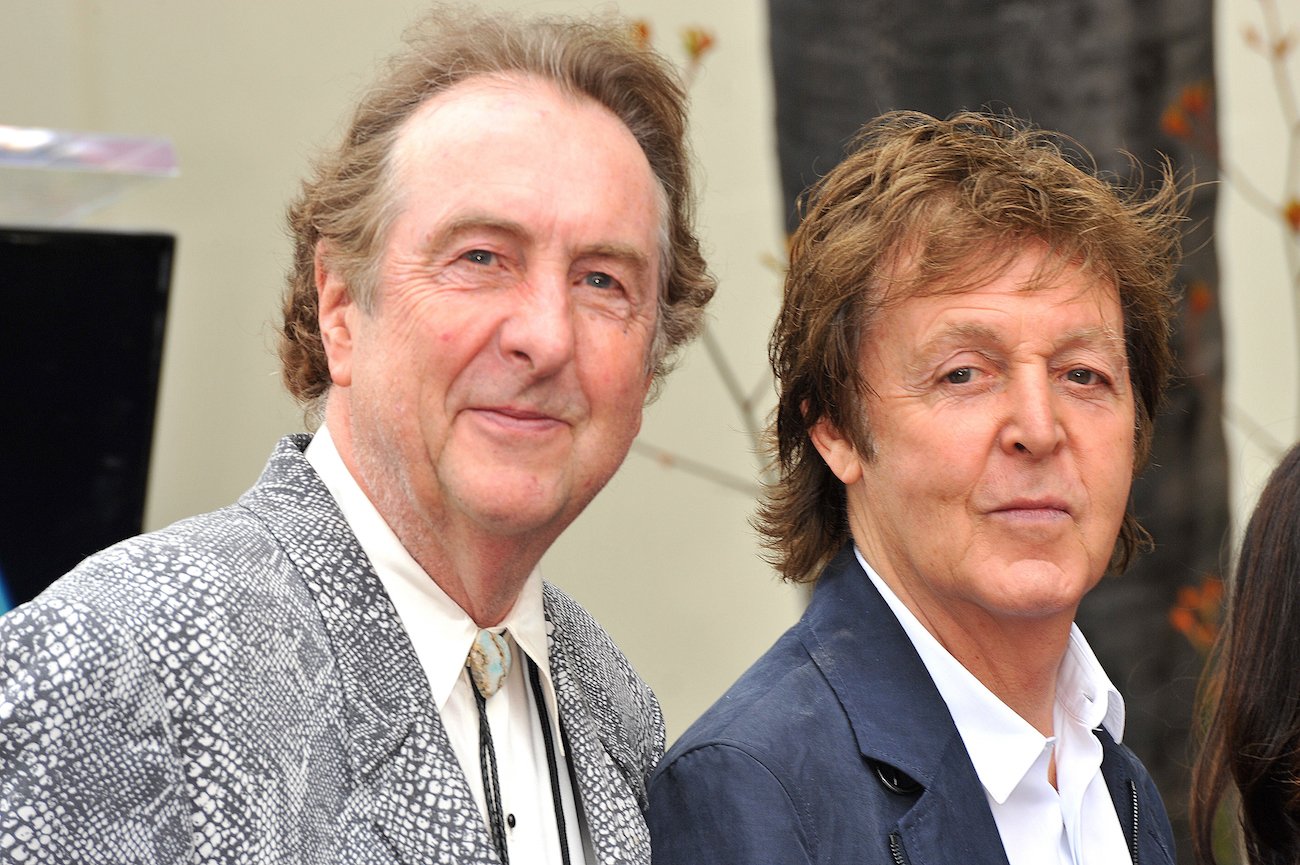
xmin=2 ymin=2 xmax=1297 ymax=861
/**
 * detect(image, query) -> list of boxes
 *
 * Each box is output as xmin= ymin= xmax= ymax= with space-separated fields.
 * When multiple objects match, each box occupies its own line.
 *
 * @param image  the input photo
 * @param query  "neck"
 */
xmin=959 ymin=633 xmax=1064 ymax=735
xmin=322 ymin=403 xmax=546 ymax=628
xmin=401 ymin=529 xmax=540 ymax=627
xmin=903 ymin=596 xmax=1072 ymax=736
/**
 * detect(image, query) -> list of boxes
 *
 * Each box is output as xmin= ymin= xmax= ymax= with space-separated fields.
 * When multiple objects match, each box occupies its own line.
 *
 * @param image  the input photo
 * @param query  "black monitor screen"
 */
xmin=1 ymin=226 xmax=173 ymax=610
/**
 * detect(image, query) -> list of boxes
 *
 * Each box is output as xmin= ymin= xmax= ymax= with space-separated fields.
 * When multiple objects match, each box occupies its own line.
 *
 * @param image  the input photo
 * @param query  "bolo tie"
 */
xmin=466 ymin=629 xmax=573 ymax=865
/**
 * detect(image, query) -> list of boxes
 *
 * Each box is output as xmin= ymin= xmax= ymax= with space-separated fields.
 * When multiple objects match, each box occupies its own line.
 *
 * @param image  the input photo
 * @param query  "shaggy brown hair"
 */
xmin=757 ymin=110 xmax=1186 ymax=583
xmin=279 ymin=5 xmax=715 ymax=415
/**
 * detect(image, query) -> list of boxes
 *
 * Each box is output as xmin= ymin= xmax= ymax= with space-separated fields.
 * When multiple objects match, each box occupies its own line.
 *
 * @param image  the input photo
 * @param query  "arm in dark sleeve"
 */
xmin=0 ymin=597 xmax=192 ymax=864
xmin=647 ymin=742 xmax=814 ymax=865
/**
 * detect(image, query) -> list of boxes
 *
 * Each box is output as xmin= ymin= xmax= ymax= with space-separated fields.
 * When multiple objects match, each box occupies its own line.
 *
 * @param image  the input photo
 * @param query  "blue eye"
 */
xmin=1067 ymin=368 xmax=1100 ymax=385
xmin=585 ymin=272 xmax=615 ymax=289
xmin=945 ymin=367 xmax=973 ymax=384
xmin=463 ymin=249 xmax=496 ymax=265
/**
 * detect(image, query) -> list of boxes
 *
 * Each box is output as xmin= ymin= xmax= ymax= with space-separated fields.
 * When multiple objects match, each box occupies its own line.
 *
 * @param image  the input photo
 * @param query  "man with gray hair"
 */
xmin=0 ymin=7 xmax=713 ymax=864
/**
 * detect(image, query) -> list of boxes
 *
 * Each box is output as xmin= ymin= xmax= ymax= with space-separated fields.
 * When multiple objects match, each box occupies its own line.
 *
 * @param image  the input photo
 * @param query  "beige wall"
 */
xmin=1 ymin=0 xmax=801 ymax=741
xmin=4 ymin=0 xmax=1295 ymax=740
xmin=1215 ymin=0 xmax=1300 ymax=530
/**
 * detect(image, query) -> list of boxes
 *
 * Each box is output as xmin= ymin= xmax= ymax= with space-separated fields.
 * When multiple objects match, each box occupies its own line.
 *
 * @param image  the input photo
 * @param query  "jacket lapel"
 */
xmin=545 ymin=594 xmax=652 ymax=865
xmin=1097 ymin=728 xmax=1176 ymax=865
xmin=885 ymin=743 xmax=1013 ymax=865
xmin=240 ymin=435 xmax=497 ymax=864
xmin=802 ymin=545 xmax=1011 ymax=865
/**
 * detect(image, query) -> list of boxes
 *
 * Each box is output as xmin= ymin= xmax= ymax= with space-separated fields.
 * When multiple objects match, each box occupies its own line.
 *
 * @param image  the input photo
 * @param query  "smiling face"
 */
xmin=318 ymin=75 xmax=662 ymax=567
xmin=812 ymin=248 xmax=1136 ymax=637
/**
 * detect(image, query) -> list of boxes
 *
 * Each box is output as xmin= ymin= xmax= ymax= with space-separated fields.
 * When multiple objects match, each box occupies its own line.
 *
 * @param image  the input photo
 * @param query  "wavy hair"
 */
xmin=279 ymin=5 xmax=715 ymax=416
xmin=756 ymin=110 xmax=1186 ymax=583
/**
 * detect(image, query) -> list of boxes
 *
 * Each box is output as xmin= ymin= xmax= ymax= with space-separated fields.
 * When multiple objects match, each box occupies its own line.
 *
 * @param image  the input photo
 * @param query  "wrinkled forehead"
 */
xmin=873 ymin=236 xmax=1119 ymax=313
xmin=386 ymin=70 xmax=672 ymax=288
xmin=389 ymin=73 xmax=590 ymax=172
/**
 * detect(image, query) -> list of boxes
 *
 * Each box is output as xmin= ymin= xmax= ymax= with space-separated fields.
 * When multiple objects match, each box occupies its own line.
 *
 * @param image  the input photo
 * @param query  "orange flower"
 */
xmin=682 ymin=27 xmax=716 ymax=62
xmin=629 ymin=20 xmax=651 ymax=49
xmin=1169 ymin=607 xmax=1196 ymax=638
xmin=1285 ymin=199 xmax=1300 ymax=233
xmin=1188 ymin=280 xmax=1214 ymax=316
xmin=1170 ymin=575 xmax=1223 ymax=653
xmin=1161 ymin=105 xmax=1190 ymax=139
xmin=1180 ymin=82 xmax=1210 ymax=117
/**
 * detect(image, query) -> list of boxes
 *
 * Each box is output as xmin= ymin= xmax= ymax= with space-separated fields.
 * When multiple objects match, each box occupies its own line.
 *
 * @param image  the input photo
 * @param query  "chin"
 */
xmin=993 ymin=558 xmax=1094 ymax=615
xmin=469 ymin=496 xmax=563 ymax=532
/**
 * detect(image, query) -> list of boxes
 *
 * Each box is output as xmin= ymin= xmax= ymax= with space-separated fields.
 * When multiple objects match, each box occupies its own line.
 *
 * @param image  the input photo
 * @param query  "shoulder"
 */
xmin=646 ymin=623 xmax=859 ymax=865
xmin=1 ymin=587 xmax=171 ymax=733
xmin=26 ymin=501 xmax=297 ymax=629
xmin=648 ymin=739 xmax=817 ymax=865
xmin=2 ymin=472 xmax=330 ymax=720
xmin=541 ymin=582 xmax=665 ymax=784
xmin=653 ymin=620 xmax=852 ymax=792
xmin=542 ymin=581 xmax=649 ymax=696
xmin=543 ymin=580 xmax=662 ymax=712
xmin=1 ymin=498 xmax=320 ymax=705
xmin=664 ymin=620 xmax=845 ymax=768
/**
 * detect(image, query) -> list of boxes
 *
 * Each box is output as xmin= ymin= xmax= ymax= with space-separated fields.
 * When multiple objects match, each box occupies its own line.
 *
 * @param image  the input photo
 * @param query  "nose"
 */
xmin=999 ymin=369 xmax=1064 ymax=457
xmin=498 ymin=275 xmax=576 ymax=377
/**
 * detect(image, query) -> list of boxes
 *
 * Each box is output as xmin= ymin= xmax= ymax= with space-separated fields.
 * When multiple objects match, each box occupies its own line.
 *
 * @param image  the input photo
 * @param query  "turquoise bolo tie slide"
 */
xmin=468 ymin=629 xmax=512 ymax=698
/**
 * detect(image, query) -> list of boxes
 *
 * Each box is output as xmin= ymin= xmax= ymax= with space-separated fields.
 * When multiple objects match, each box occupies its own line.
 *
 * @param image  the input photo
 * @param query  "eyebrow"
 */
xmin=422 ymin=214 xmax=653 ymax=276
xmin=420 ymin=215 xmax=527 ymax=257
xmin=916 ymin=322 xmax=1127 ymax=360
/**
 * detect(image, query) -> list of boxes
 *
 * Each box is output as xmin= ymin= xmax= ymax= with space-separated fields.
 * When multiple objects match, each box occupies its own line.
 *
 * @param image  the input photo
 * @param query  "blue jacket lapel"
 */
xmin=801 ymin=546 xmax=1011 ymax=865
xmin=1097 ymin=727 xmax=1176 ymax=865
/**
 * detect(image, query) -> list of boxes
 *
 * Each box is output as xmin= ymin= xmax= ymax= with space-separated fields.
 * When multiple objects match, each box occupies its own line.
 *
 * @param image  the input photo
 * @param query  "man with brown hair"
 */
xmin=0 ymin=7 xmax=713 ymax=864
xmin=647 ymin=111 xmax=1180 ymax=865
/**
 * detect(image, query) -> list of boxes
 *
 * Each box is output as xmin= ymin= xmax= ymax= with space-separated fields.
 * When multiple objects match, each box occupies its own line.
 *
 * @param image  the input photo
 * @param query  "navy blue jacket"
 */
xmin=647 ymin=545 xmax=1175 ymax=865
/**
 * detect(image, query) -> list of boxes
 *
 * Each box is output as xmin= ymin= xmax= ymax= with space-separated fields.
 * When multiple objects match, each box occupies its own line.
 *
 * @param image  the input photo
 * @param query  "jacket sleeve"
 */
xmin=647 ymin=742 xmax=814 ymax=865
xmin=0 ymin=597 xmax=192 ymax=864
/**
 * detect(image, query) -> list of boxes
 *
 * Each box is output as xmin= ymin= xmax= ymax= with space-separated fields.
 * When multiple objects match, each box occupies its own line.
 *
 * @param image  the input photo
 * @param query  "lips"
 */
xmin=994 ymin=497 xmax=1071 ymax=513
xmin=987 ymin=497 xmax=1073 ymax=523
xmin=467 ymin=404 xmax=572 ymax=432
xmin=487 ymin=406 xmax=558 ymax=422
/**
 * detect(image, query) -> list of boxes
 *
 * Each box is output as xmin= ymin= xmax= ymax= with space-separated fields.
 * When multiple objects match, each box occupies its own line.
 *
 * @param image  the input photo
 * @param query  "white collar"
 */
xmin=304 ymin=425 xmax=563 ymax=748
xmin=854 ymin=546 xmax=1124 ymax=804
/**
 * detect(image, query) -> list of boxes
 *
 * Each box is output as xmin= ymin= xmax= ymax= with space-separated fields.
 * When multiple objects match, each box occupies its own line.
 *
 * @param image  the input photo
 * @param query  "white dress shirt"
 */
xmin=856 ymin=548 xmax=1130 ymax=865
xmin=307 ymin=426 xmax=587 ymax=865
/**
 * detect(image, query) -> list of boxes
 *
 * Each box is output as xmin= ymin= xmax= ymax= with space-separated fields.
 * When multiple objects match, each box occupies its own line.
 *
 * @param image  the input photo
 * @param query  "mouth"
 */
xmin=467 ymin=405 xmax=570 ymax=432
xmin=988 ymin=498 xmax=1073 ymax=521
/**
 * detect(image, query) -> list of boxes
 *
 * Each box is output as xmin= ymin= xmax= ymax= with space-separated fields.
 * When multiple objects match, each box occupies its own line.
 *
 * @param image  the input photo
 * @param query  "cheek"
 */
xmin=876 ymin=412 xmax=984 ymax=502
xmin=597 ymin=377 xmax=649 ymax=434
xmin=861 ymin=458 xmax=968 ymax=551
xmin=583 ymin=331 xmax=654 ymax=399
xmin=1093 ymin=461 xmax=1134 ymax=531
xmin=1084 ymin=414 xmax=1136 ymax=504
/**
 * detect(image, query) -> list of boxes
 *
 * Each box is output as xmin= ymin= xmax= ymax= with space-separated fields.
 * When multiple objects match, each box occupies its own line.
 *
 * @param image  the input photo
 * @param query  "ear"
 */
xmin=316 ymin=242 xmax=357 ymax=388
xmin=809 ymin=414 xmax=863 ymax=485
xmin=623 ymin=371 xmax=652 ymax=439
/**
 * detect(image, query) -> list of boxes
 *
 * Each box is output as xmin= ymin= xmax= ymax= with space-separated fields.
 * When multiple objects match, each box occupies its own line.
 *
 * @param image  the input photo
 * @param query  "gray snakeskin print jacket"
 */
xmin=0 ymin=435 xmax=665 ymax=865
